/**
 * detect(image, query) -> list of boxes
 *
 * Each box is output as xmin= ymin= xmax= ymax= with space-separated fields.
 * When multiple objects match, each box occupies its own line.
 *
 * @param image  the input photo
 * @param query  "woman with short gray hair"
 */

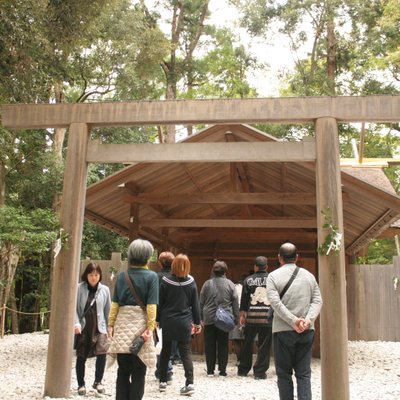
xmin=108 ymin=238 xmax=159 ymax=400
xmin=127 ymin=239 xmax=155 ymax=266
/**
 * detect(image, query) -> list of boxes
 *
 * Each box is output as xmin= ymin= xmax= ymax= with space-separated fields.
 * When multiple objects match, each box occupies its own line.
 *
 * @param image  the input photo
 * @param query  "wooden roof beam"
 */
xmin=139 ymin=217 xmax=316 ymax=228
xmin=172 ymin=228 xmax=317 ymax=241
xmin=340 ymin=158 xmax=400 ymax=167
xmin=180 ymin=164 xmax=221 ymax=217
xmin=85 ymin=209 xmax=129 ymax=236
xmin=86 ymin=141 xmax=316 ymax=164
xmin=346 ymin=209 xmax=400 ymax=254
xmin=123 ymin=192 xmax=316 ymax=205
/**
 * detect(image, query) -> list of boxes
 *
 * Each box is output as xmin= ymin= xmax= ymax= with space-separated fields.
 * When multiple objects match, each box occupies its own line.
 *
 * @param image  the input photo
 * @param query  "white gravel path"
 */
xmin=0 ymin=332 xmax=399 ymax=399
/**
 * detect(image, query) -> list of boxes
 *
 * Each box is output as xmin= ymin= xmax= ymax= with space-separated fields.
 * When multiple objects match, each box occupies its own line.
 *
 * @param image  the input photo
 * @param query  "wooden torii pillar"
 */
xmin=315 ymin=117 xmax=350 ymax=400
xmin=44 ymin=123 xmax=90 ymax=397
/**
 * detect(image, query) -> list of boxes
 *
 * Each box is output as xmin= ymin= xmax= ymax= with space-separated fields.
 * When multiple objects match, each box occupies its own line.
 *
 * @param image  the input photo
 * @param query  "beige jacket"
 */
xmin=108 ymin=305 xmax=156 ymax=368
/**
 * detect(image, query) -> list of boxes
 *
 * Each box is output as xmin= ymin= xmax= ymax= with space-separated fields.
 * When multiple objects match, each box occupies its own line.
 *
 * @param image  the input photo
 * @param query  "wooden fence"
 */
xmin=347 ymin=259 xmax=400 ymax=341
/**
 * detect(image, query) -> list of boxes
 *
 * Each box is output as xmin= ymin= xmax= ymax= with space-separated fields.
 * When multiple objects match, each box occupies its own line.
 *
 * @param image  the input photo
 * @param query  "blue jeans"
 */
xmin=274 ymin=330 xmax=314 ymax=400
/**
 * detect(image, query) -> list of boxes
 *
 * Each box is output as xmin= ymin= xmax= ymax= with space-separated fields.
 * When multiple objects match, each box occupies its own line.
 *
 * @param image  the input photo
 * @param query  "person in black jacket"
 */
xmin=157 ymin=254 xmax=201 ymax=396
xmin=237 ymin=256 xmax=273 ymax=380
xmin=155 ymin=252 xmax=175 ymax=382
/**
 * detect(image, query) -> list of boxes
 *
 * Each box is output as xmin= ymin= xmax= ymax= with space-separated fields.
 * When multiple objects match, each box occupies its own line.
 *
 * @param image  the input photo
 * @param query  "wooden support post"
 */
xmin=44 ymin=123 xmax=90 ymax=398
xmin=315 ymin=117 xmax=349 ymax=400
xmin=1 ymin=304 xmax=5 ymax=338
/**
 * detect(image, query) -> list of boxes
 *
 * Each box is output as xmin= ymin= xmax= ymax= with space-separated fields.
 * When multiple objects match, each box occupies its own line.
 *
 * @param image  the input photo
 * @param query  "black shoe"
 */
xmin=237 ymin=371 xmax=248 ymax=377
xmin=254 ymin=374 xmax=267 ymax=380
xmin=219 ymin=371 xmax=227 ymax=377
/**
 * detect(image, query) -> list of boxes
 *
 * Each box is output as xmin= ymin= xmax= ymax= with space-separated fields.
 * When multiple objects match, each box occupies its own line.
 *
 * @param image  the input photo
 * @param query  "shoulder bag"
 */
xmin=211 ymin=279 xmax=235 ymax=332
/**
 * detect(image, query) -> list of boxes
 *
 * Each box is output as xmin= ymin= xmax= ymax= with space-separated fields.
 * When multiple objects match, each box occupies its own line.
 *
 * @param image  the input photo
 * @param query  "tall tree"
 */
xmin=140 ymin=0 xmax=259 ymax=141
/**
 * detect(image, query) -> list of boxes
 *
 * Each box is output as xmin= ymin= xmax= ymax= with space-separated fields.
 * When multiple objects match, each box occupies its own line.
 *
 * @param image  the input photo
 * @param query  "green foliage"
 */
xmin=356 ymin=238 xmax=397 ymax=265
xmin=81 ymin=220 xmax=128 ymax=261
xmin=64 ymin=0 xmax=169 ymax=102
xmin=195 ymin=27 xmax=260 ymax=98
xmin=0 ymin=206 xmax=59 ymax=254
xmin=0 ymin=0 xmax=52 ymax=103
xmin=317 ymin=208 xmax=342 ymax=257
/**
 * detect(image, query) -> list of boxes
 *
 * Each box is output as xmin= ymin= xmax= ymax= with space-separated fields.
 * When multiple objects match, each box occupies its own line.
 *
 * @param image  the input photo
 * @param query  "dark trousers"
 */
xmin=238 ymin=324 xmax=272 ymax=376
xmin=116 ymin=353 xmax=147 ymax=400
xmin=75 ymin=354 xmax=106 ymax=387
xmin=160 ymin=339 xmax=193 ymax=386
xmin=274 ymin=330 xmax=314 ymax=400
xmin=203 ymin=324 xmax=229 ymax=374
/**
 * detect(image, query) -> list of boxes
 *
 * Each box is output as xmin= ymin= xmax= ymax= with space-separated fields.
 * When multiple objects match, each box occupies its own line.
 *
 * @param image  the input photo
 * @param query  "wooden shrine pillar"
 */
xmin=44 ymin=123 xmax=90 ymax=397
xmin=315 ymin=117 xmax=349 ymax=400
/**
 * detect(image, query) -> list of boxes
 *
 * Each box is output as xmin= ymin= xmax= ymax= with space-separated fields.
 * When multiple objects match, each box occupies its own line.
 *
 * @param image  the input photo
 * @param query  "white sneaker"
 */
xmin=159 ymin=382 xmax=168 ymax=392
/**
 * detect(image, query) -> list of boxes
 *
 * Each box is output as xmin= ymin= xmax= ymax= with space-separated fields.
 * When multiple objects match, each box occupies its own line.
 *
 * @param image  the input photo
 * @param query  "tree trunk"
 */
xmin=48 ymin=84 xmax=67 ymax=314
xmin=0 ymin=163 xmax=6 ymax=206
xmin=9 ymin=287 xmax=19 ymax=334
xmin=0 ymin=243 xmax=20 ymax=332
xmin=326 ymin=5 xmax=337 ymax=95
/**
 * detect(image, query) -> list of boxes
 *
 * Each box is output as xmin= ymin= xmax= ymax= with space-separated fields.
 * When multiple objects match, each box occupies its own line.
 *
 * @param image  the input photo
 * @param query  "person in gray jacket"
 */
xmin=199 ymin=261 xmax=239 ymax=377
xmin=267 ymin=243 xmax=322 ymax=400
xmin=74 ymin=262 xmax=111 ymax=395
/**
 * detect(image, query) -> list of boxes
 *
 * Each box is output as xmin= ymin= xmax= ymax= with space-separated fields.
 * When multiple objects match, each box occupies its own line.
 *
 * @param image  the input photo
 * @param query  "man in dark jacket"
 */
xmin=237 ymin=256 xmax=273 ymax=379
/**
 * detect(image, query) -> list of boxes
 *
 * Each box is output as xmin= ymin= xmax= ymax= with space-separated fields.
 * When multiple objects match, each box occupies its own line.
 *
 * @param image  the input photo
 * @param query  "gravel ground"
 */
xmin=0 ymin=332 xmax=400 ymax=399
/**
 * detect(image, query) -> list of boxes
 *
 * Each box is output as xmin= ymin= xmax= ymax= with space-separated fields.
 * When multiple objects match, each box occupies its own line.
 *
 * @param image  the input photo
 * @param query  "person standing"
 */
xmin=155 ymin=251 xmax=175 ymax=382
xmin=237 ymin=256 xmax=272 ymax=379
xmin=200 ymin=260 xmax=239 ymax=377
xmin=157 ymin=254 xmax=201 ymax=396
xmin=267 ymin=243 xmax=323 ymax=400
xmin=74 ymin=262 xmax=111 ymax=395
xmin=107 ymin=239 xmax=159 ymax=400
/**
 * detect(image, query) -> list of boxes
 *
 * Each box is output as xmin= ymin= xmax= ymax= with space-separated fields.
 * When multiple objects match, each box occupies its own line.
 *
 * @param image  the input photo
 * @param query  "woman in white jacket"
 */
xmin=74 ymin=262 xmax=111 ymax=395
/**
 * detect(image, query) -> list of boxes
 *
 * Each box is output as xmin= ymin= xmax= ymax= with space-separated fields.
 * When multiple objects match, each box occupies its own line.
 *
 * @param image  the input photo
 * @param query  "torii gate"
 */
xmin=3 ymin=96 xmax=400 ymax=399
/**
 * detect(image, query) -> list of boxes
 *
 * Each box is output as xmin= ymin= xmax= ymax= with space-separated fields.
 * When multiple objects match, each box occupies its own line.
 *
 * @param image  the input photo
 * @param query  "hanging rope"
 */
xmin=0 ymin=304 xmax=51 ymax=339
xmin=2 ymin=305 xmax=51 ymax=315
